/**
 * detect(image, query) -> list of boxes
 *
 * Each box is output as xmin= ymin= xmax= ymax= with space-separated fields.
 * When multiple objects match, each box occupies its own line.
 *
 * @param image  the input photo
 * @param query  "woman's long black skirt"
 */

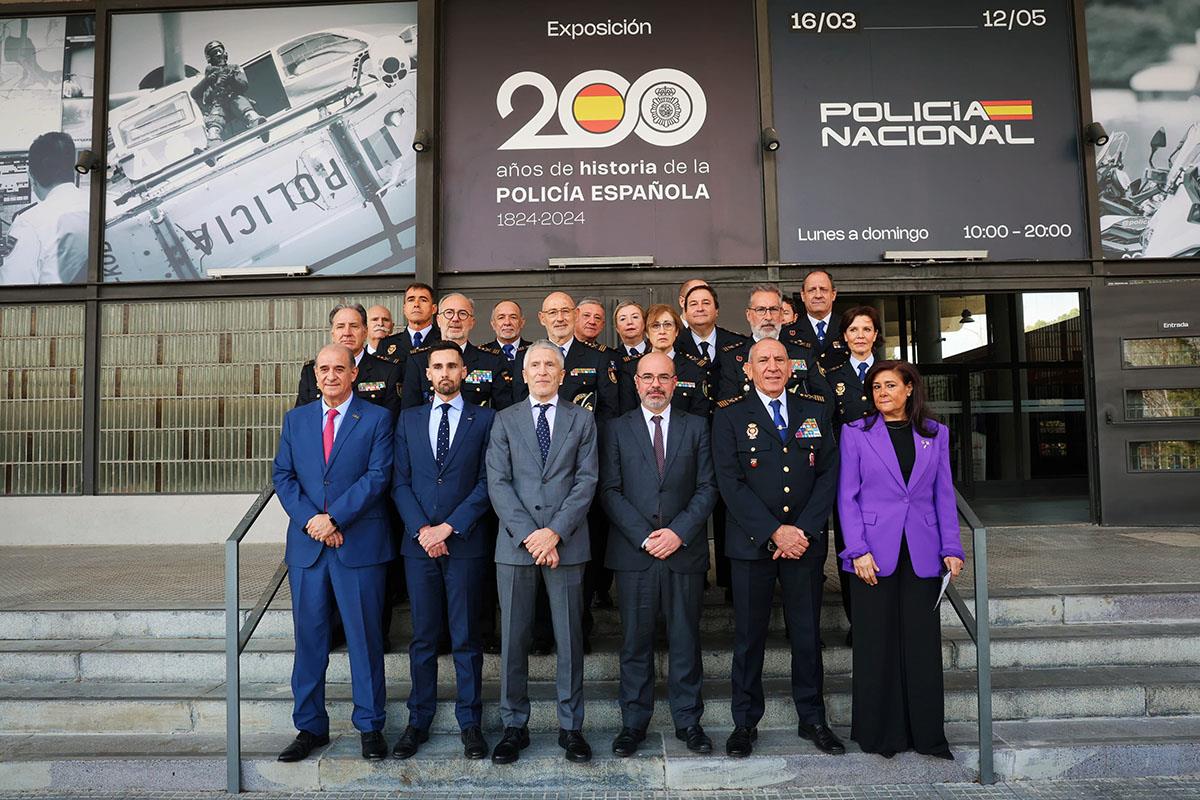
xmin=848 ymin=534 xmax=952 ymax=758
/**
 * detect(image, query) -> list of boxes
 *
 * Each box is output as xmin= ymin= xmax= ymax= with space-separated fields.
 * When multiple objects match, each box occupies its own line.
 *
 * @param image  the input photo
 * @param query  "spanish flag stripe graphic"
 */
xmin=981 ymin=100 xmax=1033 ymax=120
xmin=573 ymin=83 xmax=624 ymax=134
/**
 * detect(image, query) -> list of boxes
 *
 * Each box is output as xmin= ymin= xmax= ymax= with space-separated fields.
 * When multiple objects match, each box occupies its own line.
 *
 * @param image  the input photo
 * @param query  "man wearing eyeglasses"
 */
xmin=716 ymin=284 xmax=826 ymax=403
xmin=401 ymin=293 xmax=513 ymax=411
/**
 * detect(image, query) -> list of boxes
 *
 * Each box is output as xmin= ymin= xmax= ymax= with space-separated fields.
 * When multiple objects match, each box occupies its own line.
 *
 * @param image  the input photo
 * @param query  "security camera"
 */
xmin=412 ymin=128 xmax=431 ymax=153
xmin=74 ymin=149 xmax=100 ymax=175
xmin=761 ymin=127 xmax=781 ymax=152
xmin=1084 ymin=121 xmax=1109 ymax=147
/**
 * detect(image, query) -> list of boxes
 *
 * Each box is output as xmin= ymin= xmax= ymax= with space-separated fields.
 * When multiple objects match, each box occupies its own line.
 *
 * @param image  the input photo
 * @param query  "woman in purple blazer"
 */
xmin=837 ymin=360 xmax=966 ymax=760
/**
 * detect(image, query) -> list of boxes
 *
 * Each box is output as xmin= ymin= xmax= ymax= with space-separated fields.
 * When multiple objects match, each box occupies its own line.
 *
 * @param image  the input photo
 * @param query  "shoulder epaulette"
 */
xmin=680 ymin=351 xmax=706 ymax=366
xmin=721 ymin=340 xmax=745 ymax=353
xmin=620 ymin=353 xmax=637 ymax=364
xmin=409 ymin=343 xmax=433 ymax=355
xmin=475 ymin=343 xmax=502 ymax=356
xmin=817 ymin=348 xmax=851 ymax=371
xmin=11 ymin=203 xmax=35 ymax=220
xmin=580 ymin=338 xmax=603 ymax=350
xmin=716 ymin=393 xmax=747 ymax=409
xmin=795 ymin=391 xmax=826 ymax=403
xmin=302 ymin=359 xmax=315 ymax=367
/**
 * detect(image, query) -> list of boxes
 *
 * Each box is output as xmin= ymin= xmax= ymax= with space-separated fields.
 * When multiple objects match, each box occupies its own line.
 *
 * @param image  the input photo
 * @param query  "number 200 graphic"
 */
xmin=497 ymin=68 xmax=708 ymax=150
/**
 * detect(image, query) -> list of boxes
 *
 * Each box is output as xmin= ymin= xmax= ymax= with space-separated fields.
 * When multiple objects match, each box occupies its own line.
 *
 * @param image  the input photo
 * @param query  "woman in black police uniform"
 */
xmin=618 ymin=303 xmax=711 ymax=415
xmin=817 ymin=305 xmax=882 ymax=643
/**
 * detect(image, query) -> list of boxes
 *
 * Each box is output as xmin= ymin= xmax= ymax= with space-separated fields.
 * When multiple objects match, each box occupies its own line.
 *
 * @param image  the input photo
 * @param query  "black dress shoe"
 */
xmin=725 ymin=725 xmax=757 ymax=758
xmin=559 ymin=728 xmax=592 ymax=762
xmin=461 ymin=726 xmax=489 ymax=759
xmin=531 ymin=638 xmax=555 ymax=656
xmin=491 ymin=726 xmax=530 ymax=764
xmin=361 ymin=730 xmax=388 ymax=760
xmin=675 ymin=724 xmax=713 ymax=754
xmin=797 ymin=722 xmax=846 ymax=755
xmin=390 ymin=725 xmax=429 ymax=760
xmin=277 ymin=730 xmax=329 ymax=762
xmin=611 ymin=727 xmax=646 ymax=757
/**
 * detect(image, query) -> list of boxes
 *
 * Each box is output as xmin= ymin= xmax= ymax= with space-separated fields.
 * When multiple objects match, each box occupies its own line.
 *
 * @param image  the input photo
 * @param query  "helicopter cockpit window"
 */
xmin=280 ymin=33 xmax=366 ymax=78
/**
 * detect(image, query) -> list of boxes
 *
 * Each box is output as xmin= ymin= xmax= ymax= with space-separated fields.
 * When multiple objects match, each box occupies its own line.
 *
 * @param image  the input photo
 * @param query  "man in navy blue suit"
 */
xmin=390 ymin=341 xmax=496 ymax=761
xmin=273 ymin=343 xmax=395 ymax=763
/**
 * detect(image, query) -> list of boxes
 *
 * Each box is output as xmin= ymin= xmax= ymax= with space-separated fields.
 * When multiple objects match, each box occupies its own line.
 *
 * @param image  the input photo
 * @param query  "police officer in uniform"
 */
xmin=716 ymin=284 xmax=826 ymax=404
xmin=816 ymin=305 xmax=881 ymax=644
xmin=783 ymin=269 xmax=839 ymax=359
xmin=189 ymin=40 xmax=266 ymax=144
xmin=401 ymin=293 xmax=513 ymax=411
xmin=488 ymin=299 xmax=531 ymax=363
xmin=674 ymin=283 xmax=747 ymax=401
xmin=295 ymin=304 xmax=402 ymax=417
xmin=377 ymin=282 xmax=442 ymax=375
xmin=712 ymin=338 xmax=842 ymax=759
xmin=617 ymin=304 xmax=711 ymax=417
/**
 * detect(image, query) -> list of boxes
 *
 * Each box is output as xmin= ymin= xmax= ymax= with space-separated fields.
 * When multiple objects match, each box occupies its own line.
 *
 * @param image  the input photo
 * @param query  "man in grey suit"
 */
xmin=486 ymin=340 xmax=599 ymax=765
xmin=600 ymin=352 xmax=719 ymax=758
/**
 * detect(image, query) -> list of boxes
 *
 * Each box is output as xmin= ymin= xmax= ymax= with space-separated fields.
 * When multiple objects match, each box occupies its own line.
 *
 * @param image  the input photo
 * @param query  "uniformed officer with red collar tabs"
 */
xmin=296 ymin=303 xmax=402 ymax=418
xmin=711 ymin=338 xmax=842 ymax=759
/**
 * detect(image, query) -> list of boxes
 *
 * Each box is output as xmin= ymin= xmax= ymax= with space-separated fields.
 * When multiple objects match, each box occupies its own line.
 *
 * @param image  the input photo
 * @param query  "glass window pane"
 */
xmin=0 ymin=303 xmax=85 ymax=493
xmin=1129 ymin=440 xmax=1200 ymax=472
xmin=99 ymin=293 xmax=402 ymax=493
xmin=1122 ymin=337 xmax=1200 ymax=368
xmin=1125 ymin=388 xmax=1200 ymax=420
xmin=1022 ymin=292 xmax=1082 ymax=362
xmin=0 ymin=15 xmax=95 ymax=285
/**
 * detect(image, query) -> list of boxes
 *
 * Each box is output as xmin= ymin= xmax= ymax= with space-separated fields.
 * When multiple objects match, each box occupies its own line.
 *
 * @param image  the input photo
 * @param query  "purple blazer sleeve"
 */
xmin=836 ymin=422 xmax=871 ymax=562
xmin=933 ymin=424 xmax=966 ymax=560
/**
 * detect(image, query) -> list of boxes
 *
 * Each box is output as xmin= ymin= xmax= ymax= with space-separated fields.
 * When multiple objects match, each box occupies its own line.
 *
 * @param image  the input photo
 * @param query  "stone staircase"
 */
xmin=1 ymin=586 xmax=1199 ymax=792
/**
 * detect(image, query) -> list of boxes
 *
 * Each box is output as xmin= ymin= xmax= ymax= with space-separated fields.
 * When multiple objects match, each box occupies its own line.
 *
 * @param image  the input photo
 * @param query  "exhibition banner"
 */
xmin=104 ymin=3 xmax=417 ymax=281
xmin=440 ymin=0 xmax=765 ymax=271
xmin=769 ymin=0 xmax=1088 ymax=263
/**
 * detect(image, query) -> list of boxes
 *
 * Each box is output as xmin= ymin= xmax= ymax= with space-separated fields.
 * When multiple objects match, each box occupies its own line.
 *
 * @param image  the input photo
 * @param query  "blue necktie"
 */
xmin=560 ymin=346 xmax=567 ymax=359
xmin=412 ymin=331 xmax=423 ymax=349
xmin=857 ymin=361 xmax=868 ymax=383
xmin=502 ymin=343 xmax=515 ymax=361
xmin=815 ymin=320 xmax=827 ymax=344
xmin=699 ymin=341 xmax=710 ymax=360
xmin=435 ymin=403 xmax=451 ymax=468
xmin=770 ymin=398 xmax=787 ymax=442
xmin=536 ymin=403 xmax=552 ymax=465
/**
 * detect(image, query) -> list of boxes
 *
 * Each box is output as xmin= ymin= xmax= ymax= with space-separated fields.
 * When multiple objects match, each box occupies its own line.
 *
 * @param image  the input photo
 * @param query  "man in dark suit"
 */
xmin=783 ymin=269 xmax=841 ymax=359
xmin=390 ymin=342 xmax=495 ymax=761
xmin=487 ymin=340 xmax=600 ymax=765
xmin=601 ymin=352 xmax=718 ymax=758
xmin=272 ymin=344 xmax=394 ymax=763
xmin=295 ymin=304 xmax=402 ymax=417
xmin=377 ymin=282 xmax=441 ymax=372
xmin=401 ymin=293 xmax=513 ymax=410
xmin=712 ymin=338 xmax=842 ymax=759
xmin=488 ymin=299 xmax=531 ymax=363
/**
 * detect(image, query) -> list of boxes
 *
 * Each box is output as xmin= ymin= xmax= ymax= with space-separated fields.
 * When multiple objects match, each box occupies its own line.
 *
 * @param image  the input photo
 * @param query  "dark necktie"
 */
xmin=435 ymin=402 xmax=451 ymax=468
xmin=412 ymin=331 xmax=423 ymax=349
xmin=629 ymin=346 xmax=640 ymax=357
xmin=502 ymin=343 xmax=515 ymax=361
xmin=857 ymin=361 xmax=868 ymax=383
xmin=560 ymin=345 xmax=567 ymax=359
xmin=770 ymin=398 xmax=787 ymax=442
xmin=699 ymin=341 xmax=710 ymax=360
xmin=816 ymin=320 xmax=827 ymax=344
xmin=536 ymin=403 xmax=552 ymax=465
xmin=651 ymin=415 xmax=665 ymax=478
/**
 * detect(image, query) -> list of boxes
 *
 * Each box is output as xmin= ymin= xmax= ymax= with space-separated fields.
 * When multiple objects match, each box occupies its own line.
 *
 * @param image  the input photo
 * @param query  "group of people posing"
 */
xmin=271 ymin=271 xmax=967 ymax=769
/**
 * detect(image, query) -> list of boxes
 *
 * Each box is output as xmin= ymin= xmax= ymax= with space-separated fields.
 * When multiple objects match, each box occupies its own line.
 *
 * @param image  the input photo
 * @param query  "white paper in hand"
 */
xmin=934 ymin=571 xmax=953 ymax=609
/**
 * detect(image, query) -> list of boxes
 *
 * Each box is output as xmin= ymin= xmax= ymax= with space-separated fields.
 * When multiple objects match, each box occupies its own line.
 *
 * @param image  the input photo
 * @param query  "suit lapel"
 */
xmin=864 ymin=417 xmax=907 ymax=490
xmin=414 ymin=402 xmax=435 ymax=467
xmin=517 ymin=401 xmax=544 ymax=466
xmin=440 ymin=403 xmax=476 ymax=474
xmin=660 ymin=411 xmax=684 ymax=478
xmin=543 ymin=402 xmax=575 ymax=474
xmin=907 ymin=424 xmax=936 ymax=489
xmin=324 ymin=397 xmax=362 ymax=473
xmin=627 ymin=410 xmax=660 ymax=478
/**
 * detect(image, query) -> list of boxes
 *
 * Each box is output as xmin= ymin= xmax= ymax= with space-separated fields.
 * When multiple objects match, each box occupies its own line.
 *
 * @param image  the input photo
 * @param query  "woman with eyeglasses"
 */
xmin=617 ymin=304 xmax=711 ymax=416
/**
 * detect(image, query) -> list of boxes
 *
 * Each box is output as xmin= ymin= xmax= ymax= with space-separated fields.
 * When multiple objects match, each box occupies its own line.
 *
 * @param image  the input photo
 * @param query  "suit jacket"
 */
xmin=376 ymin=324 xmax=443 ymax=372
xmin=401 ymin=342 xmax=514 ymax=410
xmin=488 ymin=337 xmax=532 ymax=361
xmin=817 ymin=350 xmax=875 ymax=430
xmin=616 ymin=350 xmax=712 ymax=417
xmin=712 ymin=391 xmax=838 ymax=564
xmin=486 ymin=399 xmax=599 ymax=566
xmin=513 ymin=338 xmax=619 ymax=422
xmin=272 ymin=396 xmax=395 ymax=569
xmin=295 ymin=351 xmax=402 ymax=418
xmin=836 ymin=417 xmax=965 ymax=579
xmin=676 ymin=326 xmax=747 ymax=411
xmin=391 ymin=399 xmax=496 ymax=560
xmin=600 ymin=408 xmax=717 ymax=573
xmin=784 ymin=316 xmax=842 ymax=358
xmin=716 ymin=337 xmax=829 ymax=405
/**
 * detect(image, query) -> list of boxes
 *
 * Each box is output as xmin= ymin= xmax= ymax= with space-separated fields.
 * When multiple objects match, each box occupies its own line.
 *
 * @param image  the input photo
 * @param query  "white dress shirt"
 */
xmin=408 ymin=323 xmax=434 ymax=345
xmin=640 ymin=403 xmax=671 ymax=452
xmin=808 ymin=313 xmax=834 ymax=340
xmin=428 ymin=392 xmax=465 ymax=456
xmin=849 ymin=354 xmax=874 ymax=381
xmin=690 ymin=328 xmax=718 ymax=358
xmin=756 ymin=387 xmax=788 ymax=430
xmin=320 ymin=393 xmax=354 ymax=442
xmin=529 ymin=395 xmax=559 ymax=437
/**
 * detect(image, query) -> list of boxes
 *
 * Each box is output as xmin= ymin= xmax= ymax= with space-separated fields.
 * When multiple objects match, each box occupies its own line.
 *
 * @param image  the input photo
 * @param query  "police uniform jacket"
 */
xmin=715 ymin=337 xmax=829 ymax=404
xmin=675 ymin=326 xmax=747 ymax=410
xmin=817 ymin=349 xmax=875 ymax=430
xmin=616 ymin=350 xmax=712 ymax=417
xmin=401 ymin=341 xmax=515 ymax=410
xmin=487 ymin=338 xmax=532 ymax=362
xmin=513 ymin=337 xmax=620 ymax=422
xmin=711 ymin=391 xmax=838 ymax=565
xmin=376 ymin=323 xmax=442 ymax=374
xmin=295 ymin=350 xmax=402 ymax=418
xmin=784 ymin=317 xmax=841 ymax=358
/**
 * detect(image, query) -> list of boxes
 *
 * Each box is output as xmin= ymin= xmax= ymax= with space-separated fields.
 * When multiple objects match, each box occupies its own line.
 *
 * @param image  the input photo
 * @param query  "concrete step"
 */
xmin=1 ymin=665 xmax=1196 ymax=736
xmin=4 ymin=620 xmax=1198 ymax=685
xmin=5 ymin=587 xmax=1197 ymax=641
xmin=4 ymin=717 xmax=1200 ymax=792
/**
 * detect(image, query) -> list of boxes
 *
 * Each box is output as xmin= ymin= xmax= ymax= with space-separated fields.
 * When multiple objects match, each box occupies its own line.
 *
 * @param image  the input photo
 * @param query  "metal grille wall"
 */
xmin=0 ymin=304 xmax=86 ymax=495
xmin=98 ymin=294 xmax=403 ymax=493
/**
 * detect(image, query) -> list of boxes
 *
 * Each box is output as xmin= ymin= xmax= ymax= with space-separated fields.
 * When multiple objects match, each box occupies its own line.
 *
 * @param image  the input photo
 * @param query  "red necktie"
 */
xmin=323 ymin=408 xmax=339 ymax=463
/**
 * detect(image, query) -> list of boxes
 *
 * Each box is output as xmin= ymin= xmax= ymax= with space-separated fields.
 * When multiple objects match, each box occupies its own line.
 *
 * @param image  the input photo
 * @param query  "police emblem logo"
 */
xmin=387 ymin=344 xmax=397 ymax=354
xmin=746 ymin=422 xmax=759 ymax=440
xmin=609 ymin=365 xmax=617 ymax=384
xmin=836 ymin=382 xmax=846 ymax=396
xmin=641 ymin=82 xmax=692 ymax=133
xmin=573 ymin=390 xmax=596 ymax=412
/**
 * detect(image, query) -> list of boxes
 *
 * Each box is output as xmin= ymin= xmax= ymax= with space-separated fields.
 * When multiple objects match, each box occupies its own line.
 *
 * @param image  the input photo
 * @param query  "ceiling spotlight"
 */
xmin=74 ymin=149 xmax=101 ymax=175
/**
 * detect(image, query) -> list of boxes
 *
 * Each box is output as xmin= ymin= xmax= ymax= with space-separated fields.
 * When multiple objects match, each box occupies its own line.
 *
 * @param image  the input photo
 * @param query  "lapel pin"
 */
xmin=749 ymin=457 xmax=758 ymax=468
xmin=921 ymin=439 xmax=930 ymax=449
xmin=809 ymin=452 xmax=816 ymax=467
xmin=352 ymin=413 xmax=361 ymax=420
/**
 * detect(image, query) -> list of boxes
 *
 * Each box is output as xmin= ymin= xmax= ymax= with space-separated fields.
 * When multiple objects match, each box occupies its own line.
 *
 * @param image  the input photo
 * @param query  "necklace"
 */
xmin=884 ymin=419 xmax=909 ymax=429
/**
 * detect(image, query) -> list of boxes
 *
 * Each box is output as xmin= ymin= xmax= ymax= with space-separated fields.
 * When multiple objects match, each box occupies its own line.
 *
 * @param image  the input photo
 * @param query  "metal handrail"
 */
xmin=947 ymin=487 xmax=993 ymax=785
xmin=225 ymin=482 xmax=286 ymax=794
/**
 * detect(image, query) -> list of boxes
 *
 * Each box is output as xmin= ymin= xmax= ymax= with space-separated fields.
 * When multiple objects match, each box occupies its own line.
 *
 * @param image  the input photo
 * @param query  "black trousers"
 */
xmin=729 ymin=557 xmax=826 ymax=728
xmin=848 ymin=535 xmax=950 ymax=757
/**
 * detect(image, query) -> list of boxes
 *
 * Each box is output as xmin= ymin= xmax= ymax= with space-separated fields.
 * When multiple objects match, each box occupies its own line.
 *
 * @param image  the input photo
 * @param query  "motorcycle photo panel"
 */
xmin=103 ymin=3 xmax=417 ymax=281
xmin=1087 ymin=0 xmax=1200 ymax=259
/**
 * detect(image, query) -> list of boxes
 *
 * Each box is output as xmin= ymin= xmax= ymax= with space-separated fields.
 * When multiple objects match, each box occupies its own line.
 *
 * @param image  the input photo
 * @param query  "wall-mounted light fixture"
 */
xmin=761 ymin=126 xmax=780 ymax=152
xmin=74 ymin=149 xmax=101 ymax=175
xmin=1084 ymin=121 xmax=1109 ymax=147
xmin=412 ymin=129 xmax=432 ymax=152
